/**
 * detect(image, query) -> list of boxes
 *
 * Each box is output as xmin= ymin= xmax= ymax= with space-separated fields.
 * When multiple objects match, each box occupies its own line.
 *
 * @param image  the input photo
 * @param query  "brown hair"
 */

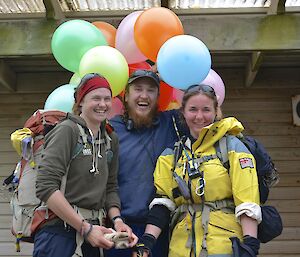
xmin=72 ymin=101 xmax=81 ymax=115
xmin=72 ymin=73 xmax=109 ymax=115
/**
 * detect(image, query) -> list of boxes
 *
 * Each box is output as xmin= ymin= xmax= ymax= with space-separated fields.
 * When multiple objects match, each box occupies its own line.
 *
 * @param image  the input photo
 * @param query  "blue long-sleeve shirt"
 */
xmin=110 ymin=110 xmax=187 ymax=222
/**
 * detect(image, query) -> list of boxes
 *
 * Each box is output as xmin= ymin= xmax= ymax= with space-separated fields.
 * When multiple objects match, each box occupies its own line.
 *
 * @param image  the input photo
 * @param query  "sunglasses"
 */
xmin=185 ymin=84 xmax=216 ymax=96
xmin=128 ymin=70 xmax=160 ymax=86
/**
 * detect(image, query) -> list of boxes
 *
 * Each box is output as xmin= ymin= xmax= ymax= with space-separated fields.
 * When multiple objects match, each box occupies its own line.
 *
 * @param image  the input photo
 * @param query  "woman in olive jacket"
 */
xmin=34 ymin=73 xmax=137 ymax=257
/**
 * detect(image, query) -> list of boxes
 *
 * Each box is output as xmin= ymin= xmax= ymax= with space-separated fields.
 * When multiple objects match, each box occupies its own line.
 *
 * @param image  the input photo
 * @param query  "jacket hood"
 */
xmin=66 ymin=112 xmax=87 ymax=128
xmin=192 ymin=117 xmax=244 ymax=152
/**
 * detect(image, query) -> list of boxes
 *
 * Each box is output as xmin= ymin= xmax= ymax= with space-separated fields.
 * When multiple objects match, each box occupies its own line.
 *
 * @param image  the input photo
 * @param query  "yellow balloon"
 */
xmin=166 ymin=100 xmax=181 ymax=111
xmin=69 ymin=72 xmax=81 ymax=87
xmin=79 ymin=46 xmax=129 ymax=97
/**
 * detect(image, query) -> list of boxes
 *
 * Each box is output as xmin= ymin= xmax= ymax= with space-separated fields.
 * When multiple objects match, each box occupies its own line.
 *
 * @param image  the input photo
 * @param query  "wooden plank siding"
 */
xmin=0 ymin=69 xmax=300 ymax=256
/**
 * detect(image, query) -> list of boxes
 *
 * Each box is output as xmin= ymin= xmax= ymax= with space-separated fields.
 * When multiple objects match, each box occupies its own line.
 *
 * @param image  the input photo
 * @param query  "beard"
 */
xmin=127 ymin=104 xmax=158 ymax=129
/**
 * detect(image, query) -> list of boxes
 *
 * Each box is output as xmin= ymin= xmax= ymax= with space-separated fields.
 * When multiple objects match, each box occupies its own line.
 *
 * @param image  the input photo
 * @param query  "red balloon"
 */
xmin=128 ymin=61 xmax=152 ymax=75
xmin=158 ymin=81 xmax=173 ymax=111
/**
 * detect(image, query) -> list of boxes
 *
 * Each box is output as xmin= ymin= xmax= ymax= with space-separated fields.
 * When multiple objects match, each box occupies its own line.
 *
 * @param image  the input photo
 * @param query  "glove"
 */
xmin=243 ymin=235 xmax=260 ymax=256
xmin=230 ymin=235 xmax=260 ymax=257
xmin=133 ymin=233 xmax=156 ymax=257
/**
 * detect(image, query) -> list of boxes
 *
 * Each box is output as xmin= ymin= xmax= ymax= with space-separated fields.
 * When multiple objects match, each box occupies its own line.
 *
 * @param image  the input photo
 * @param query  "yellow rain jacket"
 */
xmin=151 ymin=117 xmax=261 ymax=257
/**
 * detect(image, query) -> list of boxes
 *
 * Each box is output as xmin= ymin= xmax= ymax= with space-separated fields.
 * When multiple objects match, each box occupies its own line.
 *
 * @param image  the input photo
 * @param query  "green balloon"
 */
xmin=44 ymin=84 xmax=77 ymax=113
xmin=51 ymin=20 xmax=107 ymax=72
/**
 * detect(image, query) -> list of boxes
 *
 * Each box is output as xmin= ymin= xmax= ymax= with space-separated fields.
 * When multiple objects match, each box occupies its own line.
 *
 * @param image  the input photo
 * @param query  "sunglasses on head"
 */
xmin=129 ymin=70 xmax=160 ymax=85
xmin=185 ymin=84 xmax=216 ymax=96
xmin=131 ymin=69 xmax=155 ymax=77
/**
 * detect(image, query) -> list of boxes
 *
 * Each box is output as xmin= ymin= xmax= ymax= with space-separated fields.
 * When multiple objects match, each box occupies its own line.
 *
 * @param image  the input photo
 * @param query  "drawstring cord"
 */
xmin=88 ymin=128 xmax=103 ymax=174
xmin=88 ymin=128 xmax=96 ymax=173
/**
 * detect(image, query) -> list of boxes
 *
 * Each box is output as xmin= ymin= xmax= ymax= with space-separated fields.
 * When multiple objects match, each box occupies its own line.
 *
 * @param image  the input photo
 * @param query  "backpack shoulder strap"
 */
xmin=219 ymin=136 xmax=229 ymax=164
xmin=61 ymin=123 xmax=86 ymax=194
xmin=215 ymin=135 xmax=230 ymax=170
xmin=76 ymin=124 xmax=88 ymax=146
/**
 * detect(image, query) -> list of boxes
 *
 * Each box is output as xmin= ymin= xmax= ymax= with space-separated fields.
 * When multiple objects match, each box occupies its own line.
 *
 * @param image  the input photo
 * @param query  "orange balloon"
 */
xmin=92 ymin=21 xmax=117 ymax=47
xmin=134 ymin=7 xmax=184 ymax=62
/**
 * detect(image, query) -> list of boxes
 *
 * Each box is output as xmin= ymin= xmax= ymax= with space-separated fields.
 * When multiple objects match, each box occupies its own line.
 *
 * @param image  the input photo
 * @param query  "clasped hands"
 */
xmin=83 ymin=219 xmax=138 ymax=249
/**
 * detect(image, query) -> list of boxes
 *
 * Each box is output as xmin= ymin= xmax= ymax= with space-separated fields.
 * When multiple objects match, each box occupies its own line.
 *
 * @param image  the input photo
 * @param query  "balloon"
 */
xmin=134 ymin=7 xmax=184 ymax=61
xmin=115 ymin=11 xmax=147 ymax=64
xmin=157 ymin=35 xmax=211 ymax=89
xmin=172 ymin=88 xmax=184 ymax=104
xmin=166 ymin=100 xmax=181 ymax=111
xmin=79 ymin=46 xmax=129 ymax=97
xmin=44 ymin=84 xmax=77 ymax=112
xmin=158 ymin=81 xmax=173 ymax=111
xmin=51 ymin=20 xmax=107 ymax=72
xmin=69 ymin=72 xmax=81 ymax=86
xmin=92 ymin=21 xmax=117 ymax=47
xmin=108 ymin=97 xmax=124 ymax=119
xmin=128 ymin=61 xmax=152 ymax=75
xmin=200 ymin=69 xmax=225 ymax=106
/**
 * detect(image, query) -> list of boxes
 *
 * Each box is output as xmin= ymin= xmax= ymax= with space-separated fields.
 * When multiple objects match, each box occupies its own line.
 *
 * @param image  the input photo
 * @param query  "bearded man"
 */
xmin=105 ymin=70 xmax=186 ymax=257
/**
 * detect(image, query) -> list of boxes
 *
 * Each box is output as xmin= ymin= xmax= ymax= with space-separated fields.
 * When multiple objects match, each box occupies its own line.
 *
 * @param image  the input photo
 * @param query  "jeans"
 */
xmin=33 ymin=224 xmax=101 ymax=257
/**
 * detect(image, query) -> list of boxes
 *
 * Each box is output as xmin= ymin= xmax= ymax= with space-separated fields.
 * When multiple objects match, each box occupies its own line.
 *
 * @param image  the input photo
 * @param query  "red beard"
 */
xmin=127 ymin=104 xmax=158 ymax=129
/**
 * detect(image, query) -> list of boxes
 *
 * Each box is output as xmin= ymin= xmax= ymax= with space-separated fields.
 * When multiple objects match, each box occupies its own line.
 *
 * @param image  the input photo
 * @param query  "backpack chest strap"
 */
xmin=177 ymin=199 xmax=235 ymax=214
xmin=193 ymin=154 xmax=219 ymax=166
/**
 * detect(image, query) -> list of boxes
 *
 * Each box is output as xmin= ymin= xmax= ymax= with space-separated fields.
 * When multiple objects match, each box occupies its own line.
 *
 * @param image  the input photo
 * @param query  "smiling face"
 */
xmin=125 ymin=77 xmax=159 ymax=127
xmin=80 ymin=87 xmax=112 ymax=126
xmin=182 ymin=93 xmax=217 ymax=139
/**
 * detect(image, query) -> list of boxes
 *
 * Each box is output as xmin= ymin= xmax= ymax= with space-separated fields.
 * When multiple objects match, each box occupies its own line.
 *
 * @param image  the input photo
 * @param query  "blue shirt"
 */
xmin=110 ymin=110 xmax=187 ymax=222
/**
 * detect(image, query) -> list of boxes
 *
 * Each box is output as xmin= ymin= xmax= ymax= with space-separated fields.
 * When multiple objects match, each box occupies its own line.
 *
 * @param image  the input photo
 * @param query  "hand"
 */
xmin=84 ymin=223 xmax=114 ymax=249
xmin=132 ymin=233 xmax=156 ymax=257
xmin=114 ymin=219 xmax=138 ymax=247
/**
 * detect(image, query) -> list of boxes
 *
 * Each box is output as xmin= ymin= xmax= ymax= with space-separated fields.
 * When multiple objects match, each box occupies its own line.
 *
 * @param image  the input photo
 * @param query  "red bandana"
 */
xmin=76 ymin=76 xmax=111 ymax=104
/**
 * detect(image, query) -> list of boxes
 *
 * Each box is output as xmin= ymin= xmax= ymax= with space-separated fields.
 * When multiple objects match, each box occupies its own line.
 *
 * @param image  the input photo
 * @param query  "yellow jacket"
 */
xmin=150 ymin=117 xmax=261 ymax=257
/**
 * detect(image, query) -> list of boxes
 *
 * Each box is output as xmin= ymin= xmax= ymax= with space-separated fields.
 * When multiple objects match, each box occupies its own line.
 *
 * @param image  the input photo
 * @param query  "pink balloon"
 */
xmin=172 ymin=88 xmax=184 ymax=105
xmin=201 ymin=69 xmax=225 ymax=106
xmin=108 ymin=97 xmax=124 ymax=119
xmin=115 ymin=11 xmax=147 ymax=64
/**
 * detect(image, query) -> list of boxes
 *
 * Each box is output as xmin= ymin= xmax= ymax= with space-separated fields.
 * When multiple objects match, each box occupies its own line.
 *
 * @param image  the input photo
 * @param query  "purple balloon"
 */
xmin=201 ymin=69 xmax=225 ymax=106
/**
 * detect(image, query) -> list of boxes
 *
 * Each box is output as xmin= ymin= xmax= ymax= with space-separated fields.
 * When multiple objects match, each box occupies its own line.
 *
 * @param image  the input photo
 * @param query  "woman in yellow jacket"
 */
xmin=133 ymin=84 xmax=262 ymax=257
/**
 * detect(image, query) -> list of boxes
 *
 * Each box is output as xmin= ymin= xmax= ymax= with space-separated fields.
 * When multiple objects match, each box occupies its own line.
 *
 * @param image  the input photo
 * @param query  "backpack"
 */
xmin=6 ymin=110 xmax=113 ymax=251
xmin=216 ymin=134 xmax=283 ymax=243
xmin=7 ymin=110 xmax=68 ymax=249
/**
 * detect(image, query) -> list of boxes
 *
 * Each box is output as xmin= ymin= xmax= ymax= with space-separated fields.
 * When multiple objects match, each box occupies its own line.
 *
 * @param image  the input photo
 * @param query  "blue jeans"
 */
xmin=33 ymin=224 xmax=101 ymax=257
xmin=104 ymin=222 xmax=169 ymax=257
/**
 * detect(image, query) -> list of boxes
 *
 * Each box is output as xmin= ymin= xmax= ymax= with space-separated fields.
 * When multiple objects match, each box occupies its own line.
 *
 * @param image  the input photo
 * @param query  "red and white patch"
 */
xmin=239 ymin=158 xmax=254 ymax=169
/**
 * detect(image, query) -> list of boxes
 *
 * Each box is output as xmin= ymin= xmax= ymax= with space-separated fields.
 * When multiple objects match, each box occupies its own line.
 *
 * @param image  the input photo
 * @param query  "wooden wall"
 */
xmin=0 ymin=67 xmax=299 ymax=256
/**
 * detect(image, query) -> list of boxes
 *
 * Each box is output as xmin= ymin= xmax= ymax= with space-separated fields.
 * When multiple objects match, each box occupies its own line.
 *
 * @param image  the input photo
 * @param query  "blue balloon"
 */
xmin=157 ymin=35 xmax=211 ymax=89
xmin=44 ymin=84 xmax=77 ymax=113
